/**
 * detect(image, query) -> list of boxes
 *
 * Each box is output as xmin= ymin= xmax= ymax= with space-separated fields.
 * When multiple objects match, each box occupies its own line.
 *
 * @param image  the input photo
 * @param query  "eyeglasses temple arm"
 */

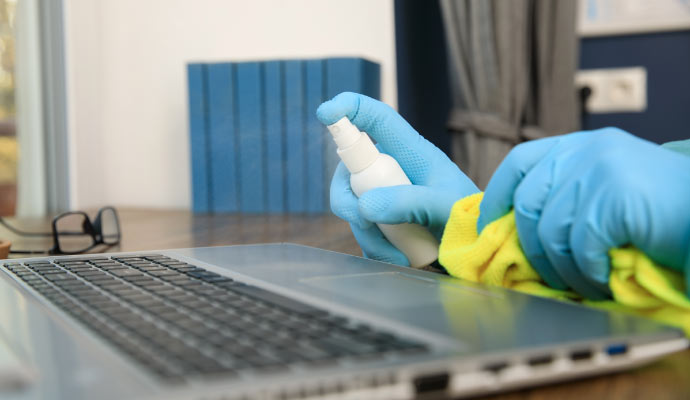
xmin=0 ymin=218 xmax=52 ymax=237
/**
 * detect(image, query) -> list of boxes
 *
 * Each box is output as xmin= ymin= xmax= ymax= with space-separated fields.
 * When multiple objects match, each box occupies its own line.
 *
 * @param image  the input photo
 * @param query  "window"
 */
xmin=0 ymin=0 xmax=16 ymax=216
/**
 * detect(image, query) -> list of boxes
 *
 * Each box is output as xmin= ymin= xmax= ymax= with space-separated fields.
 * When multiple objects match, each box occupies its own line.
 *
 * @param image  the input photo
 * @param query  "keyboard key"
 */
xmin=75 ymin=270 xmax=108 ymax=278
xmin=161 ymin=261 xmax=189 ymax=266
xmin=26 ymin=261 xmax=53 ymax=266
xmin=92 ymin=277 xmax=119 ymax=286
xmin=144 ymin=257 xmax=170 ymax=261
xmin=45 ymin=274 xmax=77 ymax=282
xmin=37 ymin=269 xmax=66 ymax=275
xmin=202 ymin=276 xmax=233 ymax=284
xmin=109 ymin=287 xmax=142 ymax=296
xmin=128 ymin=263 xmax=159 ymax=269
xmin=161 ymin=275 xmax=195 ymax=284
xmin=58 ymin=262 xmax=89 ymax=267
xmin=97 ymin=265 xmax=127 ymax=271
xmin=30 ymin=264 xmax=58 ymax=269
xmin=168 ymin=266 xmax=199 ymax=273
xmin=120 ymin=273 xmax=150 ymax=281
xmin=147 ymin=270 xmax=179 ymax=277
xmin=127 ymin=277 xmax=156 ymax=286
xmin=64 ymin=266 xmax=95 ymax=272
xmin=136 ymin=266 xmax=167 ymax=272
xmin=110 ymin=269 xmax=145 ymax=278
xmin=91 ymin=263 xmax=122 ymax=268
xmin=186 ymin=270 xmax=219 ymax=279
xmin=56 ymin=257 xmax=108 ymax=264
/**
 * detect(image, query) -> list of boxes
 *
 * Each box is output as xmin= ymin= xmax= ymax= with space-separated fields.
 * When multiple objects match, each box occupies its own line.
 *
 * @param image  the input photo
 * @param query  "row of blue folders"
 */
xmin=187 ymin=58 xmax=381 ymax=214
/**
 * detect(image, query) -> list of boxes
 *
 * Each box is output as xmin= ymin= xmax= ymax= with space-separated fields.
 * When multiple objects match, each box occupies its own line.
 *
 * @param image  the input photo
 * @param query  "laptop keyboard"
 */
xmin=2 ymin=255 xmax=428 ymax=381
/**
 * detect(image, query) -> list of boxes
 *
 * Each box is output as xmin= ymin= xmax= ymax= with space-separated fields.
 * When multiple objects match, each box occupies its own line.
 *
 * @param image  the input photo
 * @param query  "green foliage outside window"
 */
xmin=0 ymin=0 xmax=17 ymax=187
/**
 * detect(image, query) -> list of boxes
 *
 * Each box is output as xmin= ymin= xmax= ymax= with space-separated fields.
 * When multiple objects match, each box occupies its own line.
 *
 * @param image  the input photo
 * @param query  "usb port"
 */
xmin=606 ymin=343 xmax=628 ymax=356
xmin=413 ymin=372 xmax=449 ymax=394
xmin=570 ymin=349 xmax=593 ymax=361
xmin=482 ymin=361 xmax=509 ymax=374
xmin=527 ymin=354 xmax=553 ymax=367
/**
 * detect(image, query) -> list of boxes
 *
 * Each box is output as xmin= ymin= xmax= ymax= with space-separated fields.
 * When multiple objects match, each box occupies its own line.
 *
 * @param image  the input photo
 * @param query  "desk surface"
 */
xmin=4 ymin=209 xmax=690 ymax=399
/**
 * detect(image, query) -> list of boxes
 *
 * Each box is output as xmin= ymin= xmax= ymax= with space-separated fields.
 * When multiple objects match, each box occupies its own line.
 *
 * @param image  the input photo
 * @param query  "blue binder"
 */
xmin=236 ymin=62 xmax=265 ymax=213
xmin=263 ymin=61 xmax=285 ymax=213
xmin=187 ymin=64 xmax=211 ymax=213
xmin=188 ymin=57 xmax=380 ymax=214
xmin=284 ymin=60 xmax=306 ymax=213
xmin=304 ymin=59 xmax=325 ymax=213
xmin=207 ymin=63 xmax=239 ymax=213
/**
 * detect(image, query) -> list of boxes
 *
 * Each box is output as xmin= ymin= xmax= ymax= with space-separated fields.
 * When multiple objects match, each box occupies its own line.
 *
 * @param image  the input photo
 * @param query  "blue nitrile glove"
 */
xmin=478 ymin=128 xmax=690 ymax=299
xmin=316 ymin=92 xmax=479 ymax=266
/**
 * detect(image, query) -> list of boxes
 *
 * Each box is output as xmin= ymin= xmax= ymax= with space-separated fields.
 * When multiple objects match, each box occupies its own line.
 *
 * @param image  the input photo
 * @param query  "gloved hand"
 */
xmin=478 ymin=128 xmax=690 ymax=299
xmin=317 ymin=92 xmax=479 ymax=266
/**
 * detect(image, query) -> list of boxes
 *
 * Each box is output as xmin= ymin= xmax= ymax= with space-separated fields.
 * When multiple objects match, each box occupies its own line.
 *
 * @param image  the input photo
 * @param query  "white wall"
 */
xmin=63 ymin=0 xmax=397 ymax=210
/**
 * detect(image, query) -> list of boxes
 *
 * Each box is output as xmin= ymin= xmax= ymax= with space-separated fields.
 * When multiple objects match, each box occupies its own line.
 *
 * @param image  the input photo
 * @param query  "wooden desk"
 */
xmin=3 ymin=209 xmax=690 ymax=399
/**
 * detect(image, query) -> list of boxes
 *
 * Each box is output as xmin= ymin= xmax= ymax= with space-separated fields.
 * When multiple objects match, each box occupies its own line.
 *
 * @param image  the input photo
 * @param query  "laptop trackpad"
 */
xmin=301 ymin=271 xmax=498 ymax=310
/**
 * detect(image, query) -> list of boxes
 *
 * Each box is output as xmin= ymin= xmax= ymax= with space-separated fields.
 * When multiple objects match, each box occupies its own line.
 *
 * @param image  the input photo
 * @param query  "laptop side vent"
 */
xmin=203 ymin=372 xmax=400 ymax=400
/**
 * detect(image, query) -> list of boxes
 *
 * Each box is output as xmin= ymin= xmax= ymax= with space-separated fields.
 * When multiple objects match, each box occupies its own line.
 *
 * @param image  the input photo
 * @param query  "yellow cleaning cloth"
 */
xmin=439 ymin=192 xmax=690 ymax=336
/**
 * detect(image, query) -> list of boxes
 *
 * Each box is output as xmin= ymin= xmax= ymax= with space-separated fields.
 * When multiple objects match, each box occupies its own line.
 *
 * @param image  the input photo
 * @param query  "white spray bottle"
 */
xmin=326 ymin=117 xmax=439 ymax=268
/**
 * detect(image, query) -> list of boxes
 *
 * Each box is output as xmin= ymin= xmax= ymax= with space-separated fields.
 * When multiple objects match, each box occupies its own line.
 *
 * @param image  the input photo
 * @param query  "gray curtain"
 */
xmin=440 ymin=0 xmax=579 ymax=189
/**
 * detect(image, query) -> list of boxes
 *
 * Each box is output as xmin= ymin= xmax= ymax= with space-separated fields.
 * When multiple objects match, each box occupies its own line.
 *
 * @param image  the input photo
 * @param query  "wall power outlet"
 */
xmin=575 ymin=67 xmax=647 ymax=113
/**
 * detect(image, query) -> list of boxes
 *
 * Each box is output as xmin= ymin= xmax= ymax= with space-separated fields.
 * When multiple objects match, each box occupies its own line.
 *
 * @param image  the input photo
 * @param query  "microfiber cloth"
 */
xmin=439 ymin=192 xmax=690 ymax=336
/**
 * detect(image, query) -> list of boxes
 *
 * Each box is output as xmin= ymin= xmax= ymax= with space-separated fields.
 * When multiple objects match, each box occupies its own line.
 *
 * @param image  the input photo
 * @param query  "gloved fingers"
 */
xmin=350 ymin=222 xmax=410 ymax=267
xmin=316 ymin=92 xmax=443 ymax=183
xmin=512 ymin=157 xmax=569 ymax=290
xmin=330 ymin=162 xmax=372 ymax=229
xmin=538 ymin=182 xmax=611 ymax=299
xmin=569 ymin=192 xmax=627 ymax=293
xmin=316 ymin=92 xmax=359 ymax=125
xmin=357 ymin=185 xmax=452 ymax=228
xmin=478 ymin=136 xmax=561 ymax=234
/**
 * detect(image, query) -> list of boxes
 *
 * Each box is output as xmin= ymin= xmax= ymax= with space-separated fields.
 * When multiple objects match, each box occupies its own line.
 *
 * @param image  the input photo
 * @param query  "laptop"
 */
xmin=0 ymin=243 xmax=686 ymax=399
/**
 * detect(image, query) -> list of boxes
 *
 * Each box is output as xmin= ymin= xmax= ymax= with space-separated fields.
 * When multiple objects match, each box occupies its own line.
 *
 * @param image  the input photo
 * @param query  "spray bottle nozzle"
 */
xmin=327 ymin=117 xmax=362 ymax=149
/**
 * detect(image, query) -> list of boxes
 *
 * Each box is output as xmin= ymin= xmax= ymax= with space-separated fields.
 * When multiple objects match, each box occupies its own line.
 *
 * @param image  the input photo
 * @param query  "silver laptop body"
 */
xmin=0 ymin=243 xmax=686 ymax=400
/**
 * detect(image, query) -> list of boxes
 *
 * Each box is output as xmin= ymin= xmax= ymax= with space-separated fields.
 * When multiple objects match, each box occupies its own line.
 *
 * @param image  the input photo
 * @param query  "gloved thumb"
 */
xmin=357 ymin=185 xmax=442 ymax=227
